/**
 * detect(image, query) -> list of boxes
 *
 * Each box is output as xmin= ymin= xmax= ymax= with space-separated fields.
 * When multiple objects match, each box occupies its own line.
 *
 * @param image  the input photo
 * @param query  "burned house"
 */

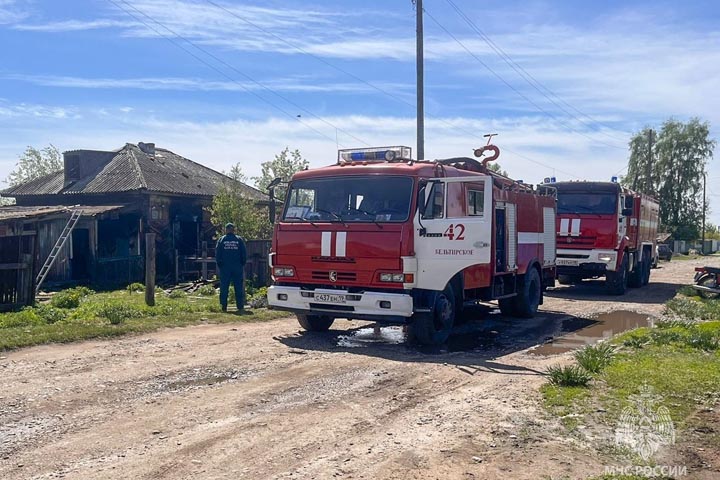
xmin=0 ymin=142 xmax=265 ymax=308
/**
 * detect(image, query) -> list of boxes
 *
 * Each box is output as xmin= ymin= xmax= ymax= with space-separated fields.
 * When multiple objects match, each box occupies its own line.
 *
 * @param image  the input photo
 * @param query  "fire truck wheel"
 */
xmin=296 ymin=314 xmax=334 ymax=332
xmin=409 ymin=286 xmax=455 ymax=345
xmin=641 ymin=252 xmax=652 ymax=286
xmin=498 ymin=298 xmax=516 ymax=316
xmin=606 ymin=254 xmax=629 ymax=295
xmin=628 ymin=257 xmax=644 ymax=288
xmin=512 ymin=268 xmax=542 ymax=318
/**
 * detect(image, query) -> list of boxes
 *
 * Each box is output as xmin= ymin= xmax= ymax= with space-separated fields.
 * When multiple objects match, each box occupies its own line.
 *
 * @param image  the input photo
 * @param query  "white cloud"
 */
xmin=1 ymin=73 xmax=412 ymax=96
xmin=13 ymin=18 xmax=132 ymax=31
xmin=0 ymin=109 xmax=718 ymax=222
xmin=0 ymin=0 xmax=27 ymax=24
xmin=0 ymin=101 xmax=76 ymax=119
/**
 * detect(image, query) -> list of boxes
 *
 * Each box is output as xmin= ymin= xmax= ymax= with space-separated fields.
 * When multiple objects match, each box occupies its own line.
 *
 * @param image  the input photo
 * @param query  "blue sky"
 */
xmin=0 ymin=0 xmax=718 ymax=223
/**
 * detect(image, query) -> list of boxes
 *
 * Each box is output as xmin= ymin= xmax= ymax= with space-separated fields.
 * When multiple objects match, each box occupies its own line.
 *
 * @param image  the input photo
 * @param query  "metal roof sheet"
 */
xmin=1 ymin=143 xmax=265 ymax=200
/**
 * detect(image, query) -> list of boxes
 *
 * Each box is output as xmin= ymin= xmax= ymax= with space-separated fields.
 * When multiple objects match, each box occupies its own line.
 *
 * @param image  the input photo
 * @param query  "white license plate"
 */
xmin=314 ymin=293 xmax=346 ymax=304
xmin=557 ymin=259 xmax=579 ymax=266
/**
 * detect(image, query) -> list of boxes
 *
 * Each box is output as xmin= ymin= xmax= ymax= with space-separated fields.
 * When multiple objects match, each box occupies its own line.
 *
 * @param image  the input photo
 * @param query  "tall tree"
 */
xmin=253 ymin=147 xmax=309 ymax=200
xmin=6 ymin=145 xmax=63 ymax=187
xmin=622 ymin=118 xmax=715 ymax=240
xmin=208 ymin=165 xmax=272 ymax=240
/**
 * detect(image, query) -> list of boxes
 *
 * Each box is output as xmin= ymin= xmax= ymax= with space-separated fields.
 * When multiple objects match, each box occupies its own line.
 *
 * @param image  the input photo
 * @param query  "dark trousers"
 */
xmin=219 ymin=266 xmax=245 ymax=310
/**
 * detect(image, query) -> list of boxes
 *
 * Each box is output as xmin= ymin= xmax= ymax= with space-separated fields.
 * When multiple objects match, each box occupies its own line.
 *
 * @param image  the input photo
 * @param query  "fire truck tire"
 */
xmin=296 ymin=314 xmax=334 ymax=332
xmin=628 ymin=257 xmax=643 ymax=288
xmin=498 ymin=298 xmax=516 ymax=316
xmin=512 ymin=268 xmax=542 ymax=318
xmin=641 ymin=252 xmax=652 ymax=286
xmin=408 ymin=286 xmax=455 ymax=345
xmin=606 ymin=255 xmax=629 ymax=295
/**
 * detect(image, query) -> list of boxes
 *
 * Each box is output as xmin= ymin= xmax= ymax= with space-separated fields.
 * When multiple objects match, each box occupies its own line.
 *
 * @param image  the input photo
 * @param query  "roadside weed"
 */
xmin=574 ymin=343 xmax=616 ymax=373
xmin=546 ymin=365 xmax=592 ymax=387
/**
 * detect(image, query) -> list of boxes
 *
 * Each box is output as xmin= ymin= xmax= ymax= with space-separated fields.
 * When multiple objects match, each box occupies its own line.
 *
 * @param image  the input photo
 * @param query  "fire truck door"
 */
xmin=618 ymin=195 xmax=628 ymax=240
xmin=413 ymin=177 xmax=493 ymax=291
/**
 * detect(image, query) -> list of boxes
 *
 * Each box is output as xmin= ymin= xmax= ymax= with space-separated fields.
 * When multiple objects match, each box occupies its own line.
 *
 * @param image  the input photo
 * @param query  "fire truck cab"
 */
xmin=268 ymin=146 xmax=557 ymax=345
xmin=550 ymin=180 xmax=659 ymax=295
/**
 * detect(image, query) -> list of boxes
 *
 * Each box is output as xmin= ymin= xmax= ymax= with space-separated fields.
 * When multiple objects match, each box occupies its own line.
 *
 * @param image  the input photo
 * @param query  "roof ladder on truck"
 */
xmin=35 ymin=208 xmax=83 ymax=294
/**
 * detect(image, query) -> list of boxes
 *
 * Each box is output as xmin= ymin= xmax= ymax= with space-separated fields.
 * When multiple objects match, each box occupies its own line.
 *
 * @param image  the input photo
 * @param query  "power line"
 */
xmin=423 ymin=7 xmax=627 ymax=151
xmin=203 ymin=0 xmax=418 ymax=112
xmin=444 ymin=0 xmax=630 ymax=143
xmin=203 ymin=0 xmax=580 ymax=177
xmin=110 ymin=0 xmax=579 ymax=179
xmin=107 ymin=0 xmax=369 ymax=147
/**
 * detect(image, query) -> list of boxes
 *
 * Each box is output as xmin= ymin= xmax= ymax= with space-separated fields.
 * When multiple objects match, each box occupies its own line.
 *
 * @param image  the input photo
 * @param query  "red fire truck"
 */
xmin=549 ymin=180 xmax=659 ymax=295
xmin=267 ymin=145 xmax=557 ymax=345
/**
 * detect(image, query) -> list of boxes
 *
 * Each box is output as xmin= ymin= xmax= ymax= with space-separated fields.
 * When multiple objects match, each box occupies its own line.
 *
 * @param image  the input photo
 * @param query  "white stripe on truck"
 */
xmin=335 ymin=232 xmax=347 ymax=257
xmin=321 ymin=231 xmax=331 ymax=256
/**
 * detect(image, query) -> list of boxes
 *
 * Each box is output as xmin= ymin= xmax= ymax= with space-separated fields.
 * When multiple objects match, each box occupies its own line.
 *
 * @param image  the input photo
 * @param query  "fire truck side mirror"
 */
xmin=268 ymin=178 xmax=284 ymax=224
xmin=622 ymin=208 xmax=633 ymax=217
xmin=624 ymin=196 xmax=634 ymax=209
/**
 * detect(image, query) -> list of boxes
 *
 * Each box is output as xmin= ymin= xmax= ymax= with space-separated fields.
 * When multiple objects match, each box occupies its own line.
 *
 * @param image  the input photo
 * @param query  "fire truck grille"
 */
xmin=311 ymin=271 xmax=357 ymax=282
xmin=557 ymin=235 xmax=597 ymax=247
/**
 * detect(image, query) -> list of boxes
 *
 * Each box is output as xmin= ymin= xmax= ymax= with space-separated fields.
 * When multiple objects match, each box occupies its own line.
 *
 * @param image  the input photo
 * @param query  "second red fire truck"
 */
xmin=549 ymin=180 xmax=659 ymax=295
xmin=267 ymin=145 xmax=557 ymax=345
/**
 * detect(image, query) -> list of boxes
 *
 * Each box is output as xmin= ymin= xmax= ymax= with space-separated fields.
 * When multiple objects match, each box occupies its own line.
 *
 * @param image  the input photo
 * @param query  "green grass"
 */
xmin=0 ymin=288 xmax=286 ymax=351
xmin=546 ymin=364 xmax=593 ymax=387
xmin=542 ymin=291 xmax=720 ymax=459
xmin=574 ymin=343 xmax=617 ymax=373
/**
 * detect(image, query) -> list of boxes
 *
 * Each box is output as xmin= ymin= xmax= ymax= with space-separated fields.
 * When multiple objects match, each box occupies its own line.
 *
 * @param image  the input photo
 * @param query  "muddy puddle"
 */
xmin=337 ymin=326 xmax=406 ymax=348
xmin=530 ymin=310 xmax=651 ymax=355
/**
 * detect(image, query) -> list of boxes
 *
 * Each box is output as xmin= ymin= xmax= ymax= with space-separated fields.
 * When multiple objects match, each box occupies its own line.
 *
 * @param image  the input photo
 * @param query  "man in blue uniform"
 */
xmin=215 ymin=223 xmax=247 ymax=312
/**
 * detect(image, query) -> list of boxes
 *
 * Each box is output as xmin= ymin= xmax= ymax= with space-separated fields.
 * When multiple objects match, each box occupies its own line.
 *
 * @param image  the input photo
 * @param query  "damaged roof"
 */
xmin=1 ymin=143 xmax=265 ymax=200
xmin=0 ymin=205 xmax=126 ymax=221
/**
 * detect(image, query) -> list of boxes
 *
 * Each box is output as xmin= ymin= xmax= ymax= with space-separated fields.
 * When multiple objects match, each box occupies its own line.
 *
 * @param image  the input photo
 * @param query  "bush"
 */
xmin=51 ymin=286 xmax=94 ymax=309
xmin=546 ymin=365 xmax=592 ymax=387
xmin=664 ymin=296 xmax=705 ymax=321
xmin=574 ymin=343 xmax=616 ymax=373
xmin=168 ymin=289 xmax=186 ymax=299
xmin=99 ymin=302 xmax=143 ymax=325
xmin=198 ymin=284 xmax=216 ymax=296
xmin=248 ymin=287 xmax=269 ymax=308
xmin=36 ymin=305 xmax=68 ymax=324
xmin=127 ymin=282 xmax=144 ymax=293
xmin=623 ymin=334 xmax=650 ymax=349
xmin=686 ymin=329 xmax=719 ymax=351
xmin=0 ymin=308 xmax=44 ymax=328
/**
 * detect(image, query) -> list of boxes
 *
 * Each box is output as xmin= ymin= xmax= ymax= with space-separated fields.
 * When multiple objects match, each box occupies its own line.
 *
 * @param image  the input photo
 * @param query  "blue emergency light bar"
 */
xmin=338 ymin=146 xmax=412 ymax=164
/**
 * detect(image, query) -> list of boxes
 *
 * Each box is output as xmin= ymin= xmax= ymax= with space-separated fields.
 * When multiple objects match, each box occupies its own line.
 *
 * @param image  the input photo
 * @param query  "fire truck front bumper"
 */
xmin=267 ymin=286 xmax=414 ymax=322
xmin=556 ymin=249 xmax=619 ymax=273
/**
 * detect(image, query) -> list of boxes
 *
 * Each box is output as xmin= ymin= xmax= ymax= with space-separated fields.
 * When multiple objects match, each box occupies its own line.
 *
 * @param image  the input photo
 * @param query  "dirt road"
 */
xmin=1 ymin=258 xmax=718 ymax=480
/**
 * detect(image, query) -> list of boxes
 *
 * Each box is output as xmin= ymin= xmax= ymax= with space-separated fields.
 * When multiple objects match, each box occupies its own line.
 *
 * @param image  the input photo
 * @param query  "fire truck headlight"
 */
xmin=277 ymin=293 xmax=288 ymax=301
xmin=273 ymin=267 xmax=295 ymax=277
xmin=599 ymin=254 xmax=616 ymax=263
xmin=380 ymin=273 xmax=408 ymax=283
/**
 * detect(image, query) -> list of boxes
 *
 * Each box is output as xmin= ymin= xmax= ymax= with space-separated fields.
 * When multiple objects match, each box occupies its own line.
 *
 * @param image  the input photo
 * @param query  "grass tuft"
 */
xmin=574 ymin=343 xmax=616 ymax=374
xmin=546 ymin=364 xmax=592 ymax=387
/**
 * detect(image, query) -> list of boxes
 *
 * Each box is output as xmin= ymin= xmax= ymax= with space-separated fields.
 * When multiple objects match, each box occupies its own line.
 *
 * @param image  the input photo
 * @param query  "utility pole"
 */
xmin=646 ymin=129 xmax=653 ymax=194
xmin=702 ymin=172 xmax=707 ymax=254
xmin=415 ymin=0 xmax=424 ymax=160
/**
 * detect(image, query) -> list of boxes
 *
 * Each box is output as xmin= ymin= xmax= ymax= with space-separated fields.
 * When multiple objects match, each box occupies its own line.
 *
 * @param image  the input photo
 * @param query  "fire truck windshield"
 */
xmin=557 ymin=192 xmax=617 ymax=215
xmin=283 ymin=176 xmax=413 ymax=223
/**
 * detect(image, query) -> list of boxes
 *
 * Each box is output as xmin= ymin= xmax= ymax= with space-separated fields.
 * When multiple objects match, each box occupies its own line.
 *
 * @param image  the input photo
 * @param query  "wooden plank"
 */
xmin=145 ymin=233 xmax=156 ymax=306
xmin=0 ymin=263 xmax=29 ymax=270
